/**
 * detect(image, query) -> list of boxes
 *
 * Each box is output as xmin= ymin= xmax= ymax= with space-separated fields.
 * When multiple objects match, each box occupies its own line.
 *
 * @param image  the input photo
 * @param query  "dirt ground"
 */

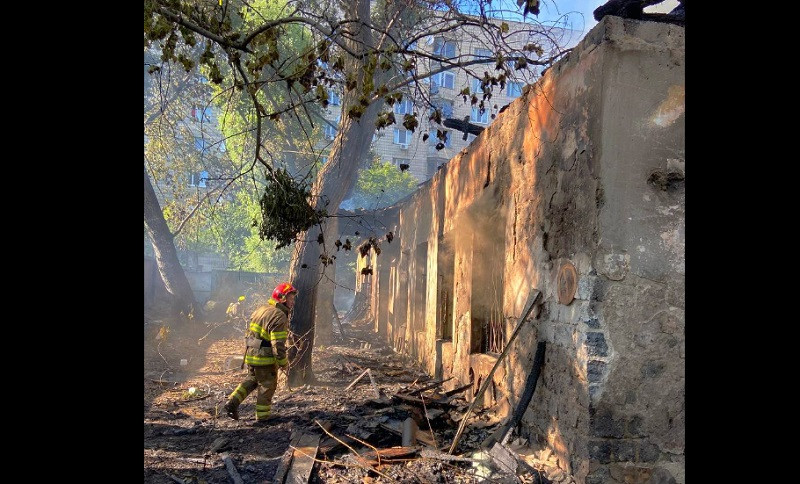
xmin=144 ymin=303 xmax=563 ymax=484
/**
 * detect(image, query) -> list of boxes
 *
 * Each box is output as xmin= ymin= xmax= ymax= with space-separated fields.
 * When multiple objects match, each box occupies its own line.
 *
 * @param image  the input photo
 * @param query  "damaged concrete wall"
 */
xmin=360 ymin=16 xmax=684 ymax=484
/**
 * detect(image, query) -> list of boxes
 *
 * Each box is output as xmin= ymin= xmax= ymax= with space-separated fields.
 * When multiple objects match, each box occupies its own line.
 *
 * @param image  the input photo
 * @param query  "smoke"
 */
xmin=445 ymin=189 xmax=509 ymax=353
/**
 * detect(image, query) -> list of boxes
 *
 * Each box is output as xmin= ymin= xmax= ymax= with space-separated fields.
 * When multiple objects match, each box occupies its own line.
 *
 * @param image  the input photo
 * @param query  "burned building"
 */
xmin=356 ymin=16 xmax=685 ymax=484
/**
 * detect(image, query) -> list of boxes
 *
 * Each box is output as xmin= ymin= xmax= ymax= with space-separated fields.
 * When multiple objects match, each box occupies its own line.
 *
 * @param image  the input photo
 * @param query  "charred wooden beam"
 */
xmin=483 ymin=341 xmax=546 ymax=449
xmin=443 ymin=118 xmax=485 ymax=140
xmin=273 ymin=432 xmax=303 ymax=484
xmin=409 ymin=377 xmax=454 ymax=396
xmin=391 ymin=393 xmax=453 ymax=408
xmin=284 ymin=433 xmax=320 ymax=484
xmin=594 ymin=0 xmax=684 ymax=25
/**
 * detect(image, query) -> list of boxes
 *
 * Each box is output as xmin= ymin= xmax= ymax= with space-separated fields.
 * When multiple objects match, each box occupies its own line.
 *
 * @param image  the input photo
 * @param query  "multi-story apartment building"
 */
xmin=317 ymin=18 xmax=578 ymax=183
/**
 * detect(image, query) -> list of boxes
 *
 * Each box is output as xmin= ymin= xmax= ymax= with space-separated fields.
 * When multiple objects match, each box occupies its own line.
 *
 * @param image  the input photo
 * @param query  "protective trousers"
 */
xmin=227 ymin=364 xmax=278 ymax=420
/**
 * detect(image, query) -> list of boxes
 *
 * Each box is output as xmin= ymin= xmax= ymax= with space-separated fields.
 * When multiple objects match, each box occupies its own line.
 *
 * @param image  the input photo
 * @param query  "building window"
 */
xmin=191 ymin=106 xmax=212 ymax=122
xmin=394 ymin=99 xmax=414 ymax=115
xmin=507 ymin=81 xmax=523 ymax=98
xmin=427 ymin=157 xmax=442 ymax=178
xmin=429 ymin=129 xmax=451 ymax=148
xmin=189 ymin=170 xmax=208 ymax=188
xmin=433 ymin=100 xmax=454 ymax=119
xmin=328 ymin=89 xmax=341 ymax=105
xmin=431 ymin=72 xmax=455 ymax=91
xmin=194 ymin=137 xmax=209 ymax=153
xmin=471 ymin=107 xmax=489 ymax=124
xmin=433 ymin=38 xmax=456 ymax=58
xmin=471 ymin=78 xmax=485 ymax=94
xmin=394 ymin=129 xmax=412 ymax=146
xmin=392 ymin=157 xmax=410 ymax=168
xmin=474 ymin=48 xmax=493 ymax=60
xmin=324 ymin=123 xmax=338 ymax=140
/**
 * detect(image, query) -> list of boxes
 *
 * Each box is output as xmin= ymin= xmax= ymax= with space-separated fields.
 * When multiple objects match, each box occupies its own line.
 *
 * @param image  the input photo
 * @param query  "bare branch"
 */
xmin=172 ymin=185 xmax=222 ymax=237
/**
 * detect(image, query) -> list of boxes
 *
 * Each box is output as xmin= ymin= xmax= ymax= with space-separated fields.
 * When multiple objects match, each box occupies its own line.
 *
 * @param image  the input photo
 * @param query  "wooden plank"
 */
xmin=442 ymin=382 xmax=472 ymax=397
xmin=488 ymin=442 xmax=518 ymax=475
xmin=316 ymin=420 xmax=334 ymax=432
xmin=367 ymin=369 xmax=381 ymax=398
xmin=317 ymin=436 xmax=342 ymax=455
xmin=272 ymin=431 xmax=302 ymax=484
xmin=419 ymin=448 xmax=483 ymax=463
xmin=360 ymin=446 xmax=418 ymax=461
xmin=408 ymin=377 xmax=454 ymax=396
xmin=220 ymin=453 xmax=244 ymax=484
xmin=358 ymin=446 xmax=419 ymax=466
xmin=285 ymin=433 xmax=320 ymax=484
xmin=345 ymin=369 xmax=370 ymax=391
xmin=379 ymin=421 xmax=403 ymax=437
xmin=391 ymin=393 xmax=452 ymax=408
xmin=488 ymin=442 xmax=539 ymax=480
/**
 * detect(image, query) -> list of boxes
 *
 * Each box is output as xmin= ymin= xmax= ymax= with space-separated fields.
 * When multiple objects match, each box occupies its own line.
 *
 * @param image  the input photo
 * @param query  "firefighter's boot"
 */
xmin=223 ymin=400 xmax=239 ymax=420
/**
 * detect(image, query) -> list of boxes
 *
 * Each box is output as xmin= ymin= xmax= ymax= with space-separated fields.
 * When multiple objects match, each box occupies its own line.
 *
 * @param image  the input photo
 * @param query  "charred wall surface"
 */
xmin=360 ymin=16 xmax=684 ymax=484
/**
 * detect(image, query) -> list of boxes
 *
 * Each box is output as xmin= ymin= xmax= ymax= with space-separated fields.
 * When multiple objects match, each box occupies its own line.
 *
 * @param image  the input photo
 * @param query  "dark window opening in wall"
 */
xmin=469 ymin=203 xmax=506 ymax=355
xmin=437 ymin=236 xmax=455 ymax=340
xmin=413 ymin=242 xmax=428 ymax=333
xmin=470 ymin=315 xmax=487 ymax=354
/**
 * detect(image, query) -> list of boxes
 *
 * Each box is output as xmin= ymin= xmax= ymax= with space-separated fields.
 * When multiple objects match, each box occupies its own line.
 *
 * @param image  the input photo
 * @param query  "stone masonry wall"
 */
xmin=362 ymin=16 xmax=684 ymax=484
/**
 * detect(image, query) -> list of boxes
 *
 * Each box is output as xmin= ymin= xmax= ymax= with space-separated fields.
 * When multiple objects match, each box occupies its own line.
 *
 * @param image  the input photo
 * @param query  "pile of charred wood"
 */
xmin=273 ymin=370 xmax=565 ymax=484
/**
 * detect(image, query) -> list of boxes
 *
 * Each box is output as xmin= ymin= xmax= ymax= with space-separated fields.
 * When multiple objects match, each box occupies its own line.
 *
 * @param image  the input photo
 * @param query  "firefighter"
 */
xmin=223 ymin=282 xmax=296 ymax=423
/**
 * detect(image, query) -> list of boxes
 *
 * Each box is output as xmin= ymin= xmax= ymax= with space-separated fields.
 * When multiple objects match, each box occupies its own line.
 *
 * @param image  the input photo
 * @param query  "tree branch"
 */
xmin=172 ymin=185 xmax=221 ymax=238
xmin=155 ymin=5 xmax=252 ymax=53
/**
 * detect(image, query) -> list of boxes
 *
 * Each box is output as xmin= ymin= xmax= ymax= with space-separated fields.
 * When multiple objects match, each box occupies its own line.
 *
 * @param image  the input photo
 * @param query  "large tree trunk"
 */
xmin=144 ymin=165 xmax=197 ymax=319
xmin=287 ymin=0 xmax=382 ymax=386
xmin=288 ymin=101 xmax=383 ymax=385
xmin=314 ymin=217 xmax=338 ymax=345
xmin=313 ymin=271 xmax=335 ymax=345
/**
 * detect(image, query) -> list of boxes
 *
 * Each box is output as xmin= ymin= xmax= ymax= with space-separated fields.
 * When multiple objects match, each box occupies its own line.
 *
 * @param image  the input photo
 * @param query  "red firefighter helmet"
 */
xmin=272 ymin=282 xmax=298 ymax=302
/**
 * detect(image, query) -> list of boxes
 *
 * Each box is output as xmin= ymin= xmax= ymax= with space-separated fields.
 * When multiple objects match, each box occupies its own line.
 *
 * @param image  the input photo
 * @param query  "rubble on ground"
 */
xmin=145 ymin=313 xmax=574 ymax=483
